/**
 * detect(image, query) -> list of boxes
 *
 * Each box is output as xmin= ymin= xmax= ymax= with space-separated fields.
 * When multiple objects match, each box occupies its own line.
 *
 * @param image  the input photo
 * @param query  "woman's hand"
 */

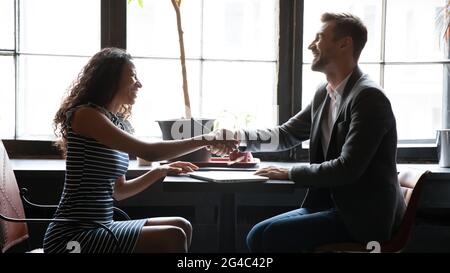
xmin=203 ymin=129 xmax=239 ymax=156
xmin=157 ymin=161 xmax=199 ymax=176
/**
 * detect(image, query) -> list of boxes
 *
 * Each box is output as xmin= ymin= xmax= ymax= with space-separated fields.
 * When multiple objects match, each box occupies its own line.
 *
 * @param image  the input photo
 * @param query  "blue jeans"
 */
xmin=246 ymin=208 xmax=355 ymax=252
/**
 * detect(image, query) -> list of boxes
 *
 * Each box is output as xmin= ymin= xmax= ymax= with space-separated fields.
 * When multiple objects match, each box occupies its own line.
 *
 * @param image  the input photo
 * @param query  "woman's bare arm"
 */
xmin=113 ymin=161 xmax=197 ymax=201
xmin=71 ymin=107 xmax=236 ymax=161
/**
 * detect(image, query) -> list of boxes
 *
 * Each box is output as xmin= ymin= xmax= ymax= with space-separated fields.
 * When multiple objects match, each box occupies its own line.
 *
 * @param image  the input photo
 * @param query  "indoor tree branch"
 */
xmin=171 ymin=0 xmax=192 ymax=119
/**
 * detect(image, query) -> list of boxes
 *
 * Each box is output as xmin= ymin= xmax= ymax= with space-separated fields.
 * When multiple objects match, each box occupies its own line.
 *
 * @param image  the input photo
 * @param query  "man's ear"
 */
xmin=339 ymin=36 xmax=353 ymax=49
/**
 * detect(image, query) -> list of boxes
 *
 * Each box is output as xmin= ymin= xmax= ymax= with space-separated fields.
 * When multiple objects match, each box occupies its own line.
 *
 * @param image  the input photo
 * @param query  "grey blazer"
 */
xmin=244 ymin=67 xmax=406 ymax=242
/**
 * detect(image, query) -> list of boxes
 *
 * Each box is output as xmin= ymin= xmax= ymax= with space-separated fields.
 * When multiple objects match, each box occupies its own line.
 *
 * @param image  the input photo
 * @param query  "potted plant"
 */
xmin=130 ymin=0 xmax=215 ymax=162
xmin=156 ymin=0 xmax=215 ymax=162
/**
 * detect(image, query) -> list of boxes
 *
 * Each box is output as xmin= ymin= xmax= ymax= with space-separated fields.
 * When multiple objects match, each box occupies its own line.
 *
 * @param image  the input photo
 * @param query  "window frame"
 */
xmin=4 ymin=0 xmax=437 ymax=163
xmin=5 ymin=0 xmax=102 ymax=141
xmin=297 ymin=0 xmax=439 ymax=162
xmin=0 ymin=0 xmax=18 ymax=139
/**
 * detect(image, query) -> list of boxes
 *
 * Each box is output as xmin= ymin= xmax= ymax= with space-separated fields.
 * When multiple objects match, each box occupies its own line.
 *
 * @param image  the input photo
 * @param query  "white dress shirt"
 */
xmin=320 ymin=74 xmax=351 ymax=158
xmin=288 ymin=73 xmax=352 ymax=180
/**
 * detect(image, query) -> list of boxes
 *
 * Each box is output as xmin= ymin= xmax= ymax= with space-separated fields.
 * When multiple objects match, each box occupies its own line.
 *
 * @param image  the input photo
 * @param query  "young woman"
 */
xmin=43 ymin=47 xmax=237 ymax=253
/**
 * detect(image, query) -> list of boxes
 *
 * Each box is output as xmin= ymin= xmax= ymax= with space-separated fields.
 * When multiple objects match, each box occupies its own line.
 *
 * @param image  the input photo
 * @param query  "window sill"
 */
xmin=3 ymin=138 xmax=438 ymax=164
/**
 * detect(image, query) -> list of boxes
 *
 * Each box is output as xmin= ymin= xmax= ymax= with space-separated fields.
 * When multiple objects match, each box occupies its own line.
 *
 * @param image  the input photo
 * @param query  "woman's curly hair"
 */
xmin=54 ymin=47 xmax=134 ymax=156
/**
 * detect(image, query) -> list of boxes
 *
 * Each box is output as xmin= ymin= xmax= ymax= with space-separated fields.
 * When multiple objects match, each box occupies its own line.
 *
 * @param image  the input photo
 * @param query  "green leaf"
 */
xmin=128 ymin=0 xmax=143 ymax=8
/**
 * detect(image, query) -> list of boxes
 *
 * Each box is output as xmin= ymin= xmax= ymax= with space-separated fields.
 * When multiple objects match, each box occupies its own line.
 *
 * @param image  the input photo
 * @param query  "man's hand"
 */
xmin=254 ymin=166 xmax=290 ymax=180
xmin=158 ymin=161 xmax=199 ymax=175
xmin=196 ymin=129 xmax=239 ymax=155
xmin=207 ymin=129 xmax=240 ymax=156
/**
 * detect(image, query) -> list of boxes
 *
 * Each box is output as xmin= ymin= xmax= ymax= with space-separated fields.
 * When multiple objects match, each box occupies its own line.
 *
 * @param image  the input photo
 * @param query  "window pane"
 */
xmin=0 ymin=0 xmax=15 ymax=50
xmin=127 ymin=0 xmax=202 ymax=58
xmin=202 ymin=61 xmax=278 ymax=130
xmin=131 ymin=59 xmax=201 ymax=137
xmin=17 ymin=56 xmax=89 ymax=139
xmin=385 ymin=0 xmax=446 ymax=62
xmin=0 ymin=56 xmax=15 ymax=138
xmin=359 ymin=63 xmax=380 ymax=86
xmin=203 ymin=0 xmax=279 ymax=61
xmin=384 ymin=64 xmax=442 ymax=140
xmin=128 ymin=0 xmax=280 ymax=138
xmin=303 ymin=0 xmax=382 ymax=63
xmin=20 ymin=0 xmax=100 ymax=55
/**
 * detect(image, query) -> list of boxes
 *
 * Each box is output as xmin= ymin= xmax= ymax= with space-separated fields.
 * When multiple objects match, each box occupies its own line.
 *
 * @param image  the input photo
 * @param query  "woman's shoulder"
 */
xmin=68 ymin=103 xmax=110 ymax=121
xmin=68 ymin=105 xmax=116 ymax=141
xmin=69 ymin=103 xmax=132 ymax=134
xmin=70 ymin=104 xmax=110 ymax=125
xmin=86 ymin=102 xmax=112 ymax=115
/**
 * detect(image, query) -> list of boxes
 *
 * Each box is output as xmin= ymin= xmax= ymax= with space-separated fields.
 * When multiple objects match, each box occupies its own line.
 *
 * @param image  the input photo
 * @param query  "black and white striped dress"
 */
xmin=43 ymin=104 xmax=147 ymax=253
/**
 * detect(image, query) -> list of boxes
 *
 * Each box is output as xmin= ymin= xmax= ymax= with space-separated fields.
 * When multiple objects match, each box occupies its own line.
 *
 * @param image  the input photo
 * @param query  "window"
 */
xmin=3 ymin=0 xmax=281 ymax=144
xmin=1 ymin=0 xmax=100 ymax=140
xmin=0 ymin=56 xmax=15 ymax=138
xmin=127 ymin=0 xmax=279 ymax=137
xmin=0 ymin=0 xmax=14 ymax=49
xmin=302 ymin=0 xmax=446 ymax=142
xmin=3 ymin=0 xmax=441 ymax=161
xmin=17 ymin=0 xmax=100 ymax=139
xmin=0 ymin=0 xmax=15 ymax=138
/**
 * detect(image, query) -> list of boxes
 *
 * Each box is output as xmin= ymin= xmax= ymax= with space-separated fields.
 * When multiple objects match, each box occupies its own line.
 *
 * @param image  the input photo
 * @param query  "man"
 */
xmin=213 ymin=13 xmax=405 ymax=252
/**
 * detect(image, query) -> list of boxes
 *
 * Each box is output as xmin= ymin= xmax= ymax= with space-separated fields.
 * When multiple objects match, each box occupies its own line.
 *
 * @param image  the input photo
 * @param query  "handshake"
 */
xmin=205 ymin=129 xmax=246 ymax=157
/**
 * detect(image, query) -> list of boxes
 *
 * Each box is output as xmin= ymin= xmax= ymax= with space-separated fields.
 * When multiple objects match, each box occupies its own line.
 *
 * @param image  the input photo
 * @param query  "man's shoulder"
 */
xmin=311 ymin=83 xmax=328 ymax=102
xmin=354 ymin=74 xmax=383 ymax=91
xmin=316 ymin=82 xmax=328 ymax=93
xmin=350 ymin=75 xmax=389 ymax=102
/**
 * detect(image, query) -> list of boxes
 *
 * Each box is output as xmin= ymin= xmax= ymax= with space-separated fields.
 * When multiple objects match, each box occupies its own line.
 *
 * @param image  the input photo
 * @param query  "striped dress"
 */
xmin=43 ymin=104 xmax=147 ymax=253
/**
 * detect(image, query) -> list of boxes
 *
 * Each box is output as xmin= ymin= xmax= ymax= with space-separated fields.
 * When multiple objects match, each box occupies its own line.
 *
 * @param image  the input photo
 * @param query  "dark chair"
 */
xmin=315 ymin=169 xmax=430 ymax=253
xmin=0 ymin=140 xmax=122 ymax=253
xmin=20 ymin=188 xmax=131 ymax=221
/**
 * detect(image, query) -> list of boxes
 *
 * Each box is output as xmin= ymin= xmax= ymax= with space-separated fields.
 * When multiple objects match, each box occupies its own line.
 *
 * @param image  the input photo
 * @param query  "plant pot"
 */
xmin=437 ymin=129 xmax=450 ymax=167
xmin=157 ymin=118 xmax=215 ymax=162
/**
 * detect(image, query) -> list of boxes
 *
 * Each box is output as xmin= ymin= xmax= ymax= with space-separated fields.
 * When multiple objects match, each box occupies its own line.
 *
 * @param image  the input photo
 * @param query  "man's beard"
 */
xmin=311 ymin=55 xmax=328 ymax=72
